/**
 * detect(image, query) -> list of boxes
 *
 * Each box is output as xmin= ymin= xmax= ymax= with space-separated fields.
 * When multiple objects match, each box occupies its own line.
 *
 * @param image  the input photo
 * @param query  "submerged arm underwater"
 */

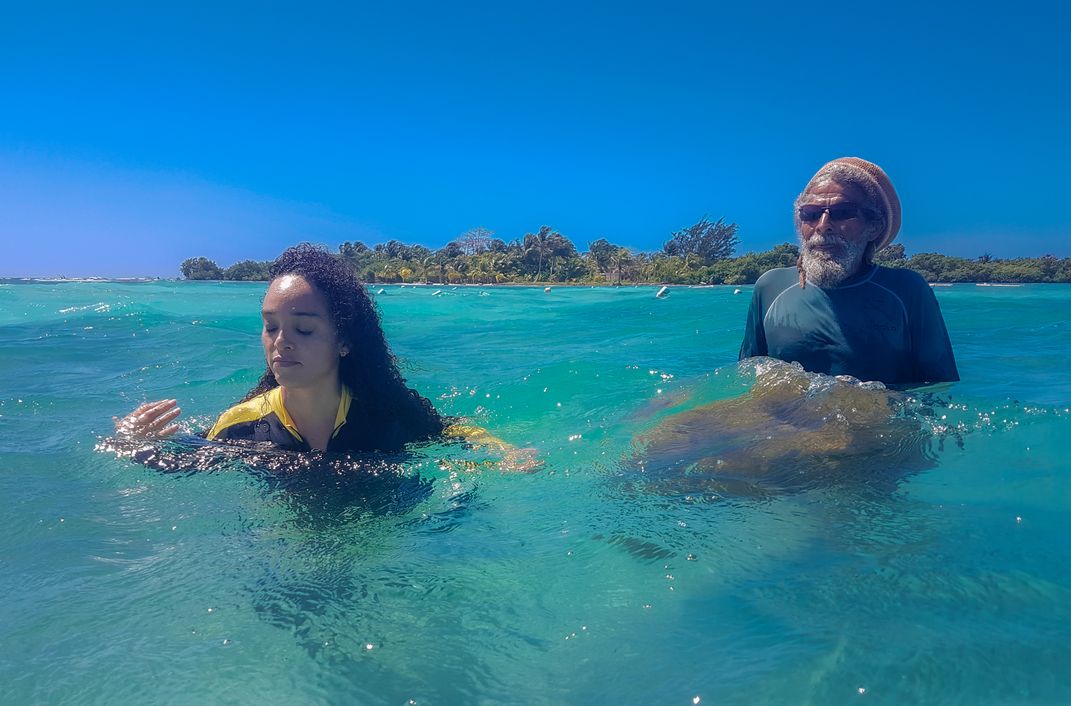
xmin=104 ymin=401 xmax=540 ymax=474
xmin=443 ymin=422 xmax=542 ymax=472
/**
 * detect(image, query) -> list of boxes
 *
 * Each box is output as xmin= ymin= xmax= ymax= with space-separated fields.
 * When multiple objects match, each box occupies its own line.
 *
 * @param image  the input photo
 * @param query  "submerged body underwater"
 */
xmin=2 ymin=281 xmax=1069 ymax=704
xmin=631 ymin=358 xmax=941 ymax=497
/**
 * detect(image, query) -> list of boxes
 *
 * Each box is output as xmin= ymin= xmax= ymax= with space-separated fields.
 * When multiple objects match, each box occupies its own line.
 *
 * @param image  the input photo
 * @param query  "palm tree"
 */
xmin=611 ymin=248 xmax=632 ymax=285
xmin=451 ymin=259 xmax=468 ymax=284
xmin=421 ymin=256 xmax=436 ymax=284
xmin=587 ymin=238 xmax=617 ymax=281
xmin=524 ymin=229 xmax=553 ymax=281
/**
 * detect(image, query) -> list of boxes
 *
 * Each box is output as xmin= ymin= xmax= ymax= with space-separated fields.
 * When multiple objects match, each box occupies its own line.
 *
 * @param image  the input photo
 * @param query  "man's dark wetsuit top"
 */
xmin=206 ymin=386 xmax=412 ymax=452
xmin=739 ymin=264 xmax=959 ymax=386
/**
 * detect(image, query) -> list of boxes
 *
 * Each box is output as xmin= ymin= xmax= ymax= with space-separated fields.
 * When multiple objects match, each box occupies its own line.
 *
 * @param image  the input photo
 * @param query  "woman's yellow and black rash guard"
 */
xmin=205 ymin=386 xmax=492 ymax=453
xmin=206 ymin=387 xmax=410 ymax=452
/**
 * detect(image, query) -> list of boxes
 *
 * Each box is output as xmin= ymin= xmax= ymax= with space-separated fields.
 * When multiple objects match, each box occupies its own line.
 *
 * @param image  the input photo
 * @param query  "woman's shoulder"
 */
xmin=206 ymin=391 xmax=275 ymax=440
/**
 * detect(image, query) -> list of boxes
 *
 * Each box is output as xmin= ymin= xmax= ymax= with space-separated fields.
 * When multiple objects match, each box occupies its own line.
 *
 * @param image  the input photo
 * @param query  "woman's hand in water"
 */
xmin=500 ymin=446 xmax=543 ymax=473
xmin=443 ymin=423 xmax=543 ymax=473
xmin=114 ymin=399 xmax=182 ymax=438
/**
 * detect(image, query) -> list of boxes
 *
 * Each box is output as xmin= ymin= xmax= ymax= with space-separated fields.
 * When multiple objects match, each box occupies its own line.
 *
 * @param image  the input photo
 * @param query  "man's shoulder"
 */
xmin=870 ymin=265 xmax=932 ymax=293
xmin=755 ymin=267 xmax=799 ymax=292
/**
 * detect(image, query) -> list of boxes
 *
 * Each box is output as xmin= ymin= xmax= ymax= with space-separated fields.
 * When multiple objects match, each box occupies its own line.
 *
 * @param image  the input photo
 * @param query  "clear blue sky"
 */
xmin=2 ymin=1 xmax=1068 ymax=277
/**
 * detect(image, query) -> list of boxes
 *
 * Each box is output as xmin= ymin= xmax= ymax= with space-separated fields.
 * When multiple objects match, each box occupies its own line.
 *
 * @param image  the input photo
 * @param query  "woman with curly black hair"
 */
xmin=117 ymin=244 xmax=510 ymax=456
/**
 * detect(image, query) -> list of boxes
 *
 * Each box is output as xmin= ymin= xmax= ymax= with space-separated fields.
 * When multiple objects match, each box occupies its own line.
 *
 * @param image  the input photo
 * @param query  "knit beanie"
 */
xmin=807 ymin=157 xmax=902 ymax=251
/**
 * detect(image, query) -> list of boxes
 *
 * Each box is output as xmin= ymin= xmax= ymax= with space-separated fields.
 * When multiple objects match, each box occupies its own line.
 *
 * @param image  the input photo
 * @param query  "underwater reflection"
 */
xmin=629 ymin=359 xmax=942 ymax=497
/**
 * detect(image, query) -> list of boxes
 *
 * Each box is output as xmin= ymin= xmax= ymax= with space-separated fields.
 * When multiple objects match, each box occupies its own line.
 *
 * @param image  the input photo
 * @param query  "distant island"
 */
xmin=180 ymin=220 xmax=1071 ymax=285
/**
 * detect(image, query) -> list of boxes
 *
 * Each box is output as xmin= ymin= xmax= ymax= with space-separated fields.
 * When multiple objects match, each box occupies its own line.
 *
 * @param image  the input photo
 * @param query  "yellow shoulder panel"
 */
xmin=206 ymin=392 xmax=274 ymax=440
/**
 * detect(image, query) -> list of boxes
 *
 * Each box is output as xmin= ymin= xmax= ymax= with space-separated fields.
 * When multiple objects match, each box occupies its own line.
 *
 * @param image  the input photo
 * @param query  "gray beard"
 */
xmin=799 ymin=236 xmax=869 ymax=287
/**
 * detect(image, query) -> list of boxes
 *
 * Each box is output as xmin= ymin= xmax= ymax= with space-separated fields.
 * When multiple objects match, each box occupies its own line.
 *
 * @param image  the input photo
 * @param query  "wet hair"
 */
xmin=793 ymin=166 xmax=888 ymax=286
xmin=241 ymin=243 xmax=445 ymax=441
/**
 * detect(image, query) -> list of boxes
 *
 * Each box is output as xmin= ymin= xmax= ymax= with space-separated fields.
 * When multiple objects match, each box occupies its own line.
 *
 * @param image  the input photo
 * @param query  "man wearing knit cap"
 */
xmin=739 ymin=157 xmax=959 ymax=385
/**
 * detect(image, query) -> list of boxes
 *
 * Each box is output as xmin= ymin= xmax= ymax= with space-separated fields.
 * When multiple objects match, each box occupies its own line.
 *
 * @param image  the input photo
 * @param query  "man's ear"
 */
xmin=863 ymin=241 xmax=878 ymax=264
xmin=861 ymin=223 xmax=877 ymax=242
xmin=866 ymin=212 xmax=887 ymax=243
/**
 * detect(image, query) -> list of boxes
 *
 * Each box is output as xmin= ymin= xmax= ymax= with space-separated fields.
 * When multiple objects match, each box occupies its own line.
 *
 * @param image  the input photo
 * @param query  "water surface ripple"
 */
xmin=1 ymin=281 xmax=1068 ymax=704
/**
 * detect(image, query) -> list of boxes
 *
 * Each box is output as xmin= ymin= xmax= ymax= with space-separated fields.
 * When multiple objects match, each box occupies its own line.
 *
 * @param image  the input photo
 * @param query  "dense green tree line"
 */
xmin=180 ymin=220 xmax=1071 ymax=284
xmin=871 ymin=245 xmax=1071 ymax=283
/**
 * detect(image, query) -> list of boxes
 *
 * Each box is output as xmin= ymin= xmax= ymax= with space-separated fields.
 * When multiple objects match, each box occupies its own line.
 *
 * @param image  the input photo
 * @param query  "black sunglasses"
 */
xmin=797 ymin=203 xmax=872 ymax=223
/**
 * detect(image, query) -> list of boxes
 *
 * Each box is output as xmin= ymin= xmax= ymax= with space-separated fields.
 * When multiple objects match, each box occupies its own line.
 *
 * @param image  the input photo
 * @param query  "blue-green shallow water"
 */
xmin=1 ymin=281 xmax=1069 ymax=705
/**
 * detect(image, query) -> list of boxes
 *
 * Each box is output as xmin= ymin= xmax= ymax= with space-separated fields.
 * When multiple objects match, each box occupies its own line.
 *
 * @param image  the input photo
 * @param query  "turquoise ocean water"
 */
xmin=1 ymin=281 xmax=1069 ymax=705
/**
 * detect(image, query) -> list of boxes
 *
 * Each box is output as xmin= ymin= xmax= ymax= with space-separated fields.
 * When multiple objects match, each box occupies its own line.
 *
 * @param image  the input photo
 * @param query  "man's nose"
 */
xmin=814 ymin=210 xmax=834 ymax=232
